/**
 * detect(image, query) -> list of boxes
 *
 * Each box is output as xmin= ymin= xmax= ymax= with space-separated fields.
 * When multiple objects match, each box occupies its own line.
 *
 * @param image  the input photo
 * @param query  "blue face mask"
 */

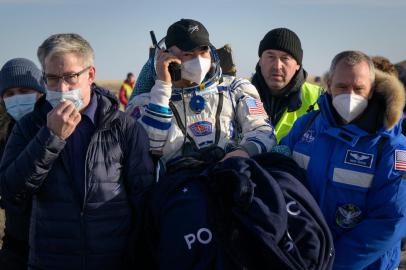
xmin=3 ymin=93 xmax=37 ymax=121
xmin=46 ymin=88 xmax=84 ymax=110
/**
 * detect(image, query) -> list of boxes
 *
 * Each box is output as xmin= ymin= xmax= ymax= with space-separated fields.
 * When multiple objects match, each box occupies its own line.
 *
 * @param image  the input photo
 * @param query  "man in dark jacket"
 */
xmin=0 ymin=33 xmax=154 ymax=270
xmin=251 ymin=28 xmax=322 ymax=142
xmin=0 ymin=58 xmax=46 ymax=270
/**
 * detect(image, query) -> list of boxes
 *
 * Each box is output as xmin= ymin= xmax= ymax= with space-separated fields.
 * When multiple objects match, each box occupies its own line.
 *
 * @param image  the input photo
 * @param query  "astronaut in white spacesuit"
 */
xmin=128 ymin=19 xmax=276 ymax=171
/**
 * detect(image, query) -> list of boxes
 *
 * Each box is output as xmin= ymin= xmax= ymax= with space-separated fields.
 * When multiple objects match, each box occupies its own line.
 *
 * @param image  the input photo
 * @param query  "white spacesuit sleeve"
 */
xmin=126 ymin=80 xmax=174 ymax=153
xmin=232 ymin=78 xmax=276 ymax=156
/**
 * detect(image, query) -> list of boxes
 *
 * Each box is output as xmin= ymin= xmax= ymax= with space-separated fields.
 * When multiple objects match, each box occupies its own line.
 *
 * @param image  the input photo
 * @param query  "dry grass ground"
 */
xmin=95 ymin=80 xmax=122 ymax=95
xmin=1 ymin=78 xmax=406 ymax=268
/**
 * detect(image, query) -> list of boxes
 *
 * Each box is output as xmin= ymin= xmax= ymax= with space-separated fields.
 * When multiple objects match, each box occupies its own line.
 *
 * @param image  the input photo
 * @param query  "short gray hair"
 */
xmin=37 ymin=33 xmax=94 ymax=69
xmin=328 ymin=51 xmax=375 ymax=83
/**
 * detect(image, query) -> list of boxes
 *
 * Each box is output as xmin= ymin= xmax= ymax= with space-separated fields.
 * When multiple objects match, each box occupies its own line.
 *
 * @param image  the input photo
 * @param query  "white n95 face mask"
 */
xmin=3 ymin=93 xmax=37 ymax=121
xmin=46 ymin=88 xmax=84 ymax=110
xmin=332 ymin=93 xmax=368 ymax=123
xmin=181 ymin=56 xmax=211 ymax=85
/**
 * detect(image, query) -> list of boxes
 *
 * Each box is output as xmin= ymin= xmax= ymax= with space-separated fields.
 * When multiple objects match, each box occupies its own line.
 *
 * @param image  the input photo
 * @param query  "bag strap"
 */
xmin=169 ymin=100 xmax=199 ymax=150
xmin=169 ymin=91 xmax=225 ymax=149
xmin=214 ymin=92 xmax=224 ymax=145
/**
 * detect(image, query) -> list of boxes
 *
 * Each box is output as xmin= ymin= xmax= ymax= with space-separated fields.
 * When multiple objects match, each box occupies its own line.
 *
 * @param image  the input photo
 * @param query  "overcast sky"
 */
xmin=1 ymin=0 xmax=405 ymax=80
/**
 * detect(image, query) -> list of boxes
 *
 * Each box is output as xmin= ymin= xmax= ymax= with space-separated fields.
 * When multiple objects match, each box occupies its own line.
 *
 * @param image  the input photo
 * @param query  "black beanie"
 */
xmin=0 ymin=58 xmax=45 ymax=96
xmin=258 ymin=28 xmax=303 ymax=65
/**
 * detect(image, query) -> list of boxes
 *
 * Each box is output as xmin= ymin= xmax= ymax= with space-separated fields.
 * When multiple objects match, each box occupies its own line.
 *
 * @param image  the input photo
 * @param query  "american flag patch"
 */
xmin=395 ymin=150 xmax=406 ymax=171
xmin=246 ymin=98 xmax=266 ymax=115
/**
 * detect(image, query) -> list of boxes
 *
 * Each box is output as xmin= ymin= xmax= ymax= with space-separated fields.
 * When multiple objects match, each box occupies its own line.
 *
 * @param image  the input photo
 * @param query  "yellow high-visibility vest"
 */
xmin=122 ymin=82 xmax=133 ymax=99
xmin=274 ymin=82 xmax=322 ymax=142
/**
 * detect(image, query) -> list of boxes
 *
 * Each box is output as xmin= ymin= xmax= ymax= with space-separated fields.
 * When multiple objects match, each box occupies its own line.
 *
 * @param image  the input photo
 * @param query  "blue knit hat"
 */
xmin=0 ymin=58 xmax=45 ymax=96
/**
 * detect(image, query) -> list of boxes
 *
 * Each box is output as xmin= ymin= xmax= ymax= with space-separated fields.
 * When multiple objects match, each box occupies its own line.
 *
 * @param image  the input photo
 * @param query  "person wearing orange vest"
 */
xmin=119 ymin=72 xmax=136 ymax=106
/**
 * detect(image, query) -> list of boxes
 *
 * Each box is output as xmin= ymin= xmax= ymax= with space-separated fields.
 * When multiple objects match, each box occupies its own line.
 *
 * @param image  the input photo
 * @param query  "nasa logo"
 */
xmin=301 ymin=129 xmax=315 ymax=143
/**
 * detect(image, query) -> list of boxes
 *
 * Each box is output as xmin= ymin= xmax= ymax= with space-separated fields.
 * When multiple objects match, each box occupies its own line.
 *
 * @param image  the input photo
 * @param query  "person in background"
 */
xmin=0 ymin=33 xmax=154 ymax=270
xmin=371 ymin=56 xmax=406 ymax=137
xmin=281 ymin=50 xmax=406 ymax=270
xmin=216 ymin=44 xmax=236 ymax=76
xmin=372 ymin=57 xmax=406 ymax=269
xmin=251 ymin=28 xmax=322 ymax=142
xmin=395 ymin=64 xmax=406 ymax=88
xmin=0 ymin=58 xmax=45 ymax=270
xmin=372 ymin=56 xmax=399 ymax=77
xmin=119 ymin=72 xmax=136 ymax=107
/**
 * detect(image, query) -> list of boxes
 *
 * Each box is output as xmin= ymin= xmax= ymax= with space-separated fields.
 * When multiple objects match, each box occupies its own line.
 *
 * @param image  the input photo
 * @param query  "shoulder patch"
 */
xmin=246 ymin=98 xmax=266 ymax=115
xmin=395 ymin=150 xmax=406 ymax=171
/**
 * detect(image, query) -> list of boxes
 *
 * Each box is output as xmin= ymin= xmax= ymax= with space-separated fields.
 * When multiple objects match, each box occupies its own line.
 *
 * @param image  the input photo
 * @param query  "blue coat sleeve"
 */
xmin=0 ymin=120 xmax=66 ymax=201
xmin=332 ymin=143 xmax=406 ymax=269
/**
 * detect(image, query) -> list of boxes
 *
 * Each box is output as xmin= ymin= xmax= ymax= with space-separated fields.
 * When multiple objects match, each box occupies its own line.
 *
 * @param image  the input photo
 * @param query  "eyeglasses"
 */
xmin=43 ymin=66 xmax=91 ymax=87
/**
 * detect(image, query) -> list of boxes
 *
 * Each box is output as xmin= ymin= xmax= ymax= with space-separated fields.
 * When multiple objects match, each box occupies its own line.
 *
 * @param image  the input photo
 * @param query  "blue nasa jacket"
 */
xmin=281 ymin=70 xmax=406 ymax=270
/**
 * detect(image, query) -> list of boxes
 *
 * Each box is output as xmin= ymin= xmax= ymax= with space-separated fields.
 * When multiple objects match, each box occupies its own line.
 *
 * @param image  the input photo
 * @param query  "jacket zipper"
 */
xmin=81 ymin=129 xmax=96 ymax=269
xmin=79 ymin=101 xmax=118 ymax=267
xmin=80 ymin=145 xmax=89 ymax=270
xmin=80 ymin=121 xmax=116 ymax=269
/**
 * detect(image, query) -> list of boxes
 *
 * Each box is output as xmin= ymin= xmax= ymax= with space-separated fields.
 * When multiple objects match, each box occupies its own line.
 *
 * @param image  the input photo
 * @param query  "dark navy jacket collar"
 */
xmin=252 ymin=65 xmax=306 ymax=125
xmin=82 ymin=91 xmax=97 ymax=125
